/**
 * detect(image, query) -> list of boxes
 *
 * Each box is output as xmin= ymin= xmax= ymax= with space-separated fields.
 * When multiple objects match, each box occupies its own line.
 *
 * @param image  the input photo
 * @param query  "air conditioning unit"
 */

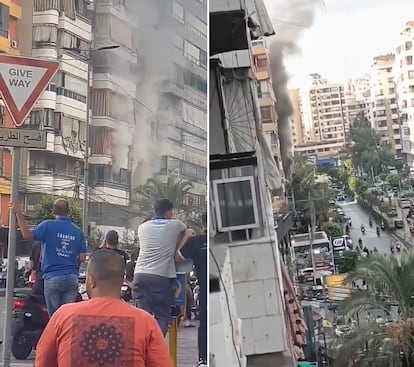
xmin=10 ymin=40 xmax=18 ymax=49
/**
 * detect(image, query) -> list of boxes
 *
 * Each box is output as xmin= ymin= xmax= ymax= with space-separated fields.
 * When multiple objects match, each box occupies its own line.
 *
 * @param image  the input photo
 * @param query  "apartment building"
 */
xmin=19 ymin=1 xmax=91 ymax=218
xmin=289 ymin=89 xmax=304 ymax=147
xmin=251 ymin=38 xmax=282 ymax=168
xmin=369 ymin=54 xmax=401 ymax=155
xmin=0 ymin=0 xmax=22 ymax=226
xmin=87 ymin=0 xmax=137 ymax=231
xmin=153 ymin=0 xmax=207 ymax=209
xmin=299 ymin=74 xmax=348 ymax=158
xmin=396 ymin=21 xmax=414 ymax=170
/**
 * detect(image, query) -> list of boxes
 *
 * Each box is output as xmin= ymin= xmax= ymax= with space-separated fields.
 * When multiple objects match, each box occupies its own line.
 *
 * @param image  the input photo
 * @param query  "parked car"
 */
xmin=395 ymin=219 xmax=404 ymax=229
xmin=400 ymin=200 xmax=411 ymax=209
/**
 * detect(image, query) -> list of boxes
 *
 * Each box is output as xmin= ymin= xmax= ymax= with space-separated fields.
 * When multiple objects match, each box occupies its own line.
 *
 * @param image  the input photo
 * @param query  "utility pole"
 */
xmin=82 ymin=59 xmax=91 ymax=233
xmin=309 ymin=192 xmax=317 ymax=286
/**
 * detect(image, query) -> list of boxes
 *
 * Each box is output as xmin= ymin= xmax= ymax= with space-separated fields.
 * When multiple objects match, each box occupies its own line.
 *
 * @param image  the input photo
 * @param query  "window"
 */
xmin=186 ymin=13 xmax=207 ymax=39
xmin=33 ymin=25 xmax=58 ymax=46
xmin=34 ymin=0 xmax=59 ymax=11
xmin=406 ymin=41 xmax=413 ymax=50
xmin=62 ymin=32 xmax=90 ymax=59
xmin=255 ymin=57 xmax=268 ymax=71
xmin=182 ymin=102 xmax=207 ymax=129
xmin=74 ymin=0 xmax=88 ymax=17
xmin=183 ymin=71 xmax=207 ymax=93
xmin=181 ymin=131 xmax=206 ymax=151
xmin=260 ymin=106 xmax=273 ymax=123
xmin=172 ymin=33 xmax=183 ymax=50
xmin=173 ymin=1 xmax=184 ymax=23
xmin=90 ymin=126 xmax=111 ymax=156
xmin=407 ymin=56 xmax=413 ymax=65
xmin=183 ymin=40 xmax=207 ymax=68
xmin=409 ymin=70 xmax=414 ymax=80
xmin=0 ymin=4 xmax=9 ymax=38
xmin=54 ymin=72 xmax=87 ymax=100
xmin=28 ymin=109 xmax=60 ymax=130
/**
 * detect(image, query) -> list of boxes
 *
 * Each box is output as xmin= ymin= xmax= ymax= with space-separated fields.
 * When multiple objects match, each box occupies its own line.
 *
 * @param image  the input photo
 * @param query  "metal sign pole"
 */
xmin=2 ymin=147 xmax=21 ymax=367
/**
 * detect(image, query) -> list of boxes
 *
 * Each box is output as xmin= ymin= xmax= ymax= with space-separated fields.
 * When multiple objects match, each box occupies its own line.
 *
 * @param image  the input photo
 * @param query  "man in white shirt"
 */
xmin=133 ymin=199 xmax=191 ymax=336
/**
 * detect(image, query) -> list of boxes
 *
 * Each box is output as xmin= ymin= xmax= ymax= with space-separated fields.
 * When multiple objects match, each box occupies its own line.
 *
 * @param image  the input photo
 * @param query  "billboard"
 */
xmin=326 ymin=274 xmax=351 ymax=302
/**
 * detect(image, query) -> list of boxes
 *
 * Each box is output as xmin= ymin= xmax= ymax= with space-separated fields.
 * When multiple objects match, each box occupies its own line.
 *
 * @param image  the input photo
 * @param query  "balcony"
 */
xmin=162 ymin=80 xmax=184 ymax=99
xmin=262 ymin=121 xmax=276 ymax=133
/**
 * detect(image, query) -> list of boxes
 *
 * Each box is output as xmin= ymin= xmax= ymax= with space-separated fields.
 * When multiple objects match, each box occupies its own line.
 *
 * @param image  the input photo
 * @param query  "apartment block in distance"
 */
xmin=396 ymin=21 xmax=414 ymax=172
xmin=297 ymin=73 xmax=348 ymax=159
xmin=0 ymin=0 xmax=22 ymax=226
xmin=369 ymin=54 xmax=402 ymax=155
xmin=20 ymin=1 xmax=91 ymax=216
xmin=251 ymin=38 xmax=283 ymax=168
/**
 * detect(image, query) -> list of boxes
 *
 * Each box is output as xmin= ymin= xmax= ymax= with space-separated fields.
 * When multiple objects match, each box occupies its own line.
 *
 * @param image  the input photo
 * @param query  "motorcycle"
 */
xmin=390 ymin=246 xmax=395 ymax=254
xmin=361 ymin=226 xmax=365 ymax=234
xmin=369 ymin=219 xmax=373 ymax=227
xmin=121 ymin=280 xmax=132 ymax=302
xmin=376 ymin=227 xmax=381 ymax=237
xmin=381 ymin=222 xmax=385 ymax=230
xmin=11 ymin=290 xmax=83 ymax=360
xmin=396 ymin=243 xmax=401 ymax=252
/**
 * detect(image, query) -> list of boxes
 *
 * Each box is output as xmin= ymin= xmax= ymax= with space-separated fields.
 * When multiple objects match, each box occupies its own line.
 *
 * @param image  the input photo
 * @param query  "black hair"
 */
xmin=154 ymin=199 xmax=174 ymax=217
xmin=53 ymin=198 xmax=70 ymax=216
xmin=88 ymin=248 xmax=125 ymax=285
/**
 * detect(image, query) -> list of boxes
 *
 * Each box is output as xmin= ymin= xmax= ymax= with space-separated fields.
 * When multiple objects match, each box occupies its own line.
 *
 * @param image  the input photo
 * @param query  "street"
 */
xmin=339 ymin=201 xmax=402 ymax=256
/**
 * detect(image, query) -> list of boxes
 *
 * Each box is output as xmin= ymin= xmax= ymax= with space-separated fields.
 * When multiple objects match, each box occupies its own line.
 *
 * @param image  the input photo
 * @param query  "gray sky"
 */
xmin=267 ymin=0 xmax=414 ymax=88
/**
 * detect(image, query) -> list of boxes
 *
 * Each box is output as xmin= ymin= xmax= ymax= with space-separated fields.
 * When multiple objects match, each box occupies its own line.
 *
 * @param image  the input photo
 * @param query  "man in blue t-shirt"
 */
xmin=10 ymin=199 xmax=86 ymax=316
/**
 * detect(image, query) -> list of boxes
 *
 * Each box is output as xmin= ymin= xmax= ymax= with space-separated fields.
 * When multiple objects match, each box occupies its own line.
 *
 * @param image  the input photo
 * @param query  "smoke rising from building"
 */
xmin=108 ymin=0 xmax=175 ymax=186
xmin=265 ymin=0 xmax=319 ymax=181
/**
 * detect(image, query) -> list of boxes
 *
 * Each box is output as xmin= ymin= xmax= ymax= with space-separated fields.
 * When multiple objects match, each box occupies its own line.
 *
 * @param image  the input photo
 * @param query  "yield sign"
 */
xmin=0 ymin=55 xmax=59 ymax=127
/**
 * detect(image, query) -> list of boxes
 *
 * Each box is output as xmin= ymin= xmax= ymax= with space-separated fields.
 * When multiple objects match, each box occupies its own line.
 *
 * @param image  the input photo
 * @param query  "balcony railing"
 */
xmin=28 ymin=168 xmax=80 ymax=181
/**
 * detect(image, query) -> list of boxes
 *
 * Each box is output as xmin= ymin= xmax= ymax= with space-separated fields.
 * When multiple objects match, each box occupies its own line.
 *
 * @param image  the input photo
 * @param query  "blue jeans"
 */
xmin=44 ymin=274 xmax=79 ymax=317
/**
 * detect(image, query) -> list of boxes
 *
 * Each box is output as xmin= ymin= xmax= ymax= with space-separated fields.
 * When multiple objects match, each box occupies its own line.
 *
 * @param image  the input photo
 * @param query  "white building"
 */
xmin=369 ymin=54 xmax=401 ymax=155
xmin=22 ymin=2 xmax=92 ymax=212
xmin=396 ymin=21 xmax=414 ymax=171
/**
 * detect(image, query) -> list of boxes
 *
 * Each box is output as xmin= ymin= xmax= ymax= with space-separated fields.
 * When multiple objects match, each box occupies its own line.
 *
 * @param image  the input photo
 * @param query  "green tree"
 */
xmin=336 ymin=250 xmax=359 ymax=273
xmin=34 ymin=195 xmax=82 ymax=228
xmin=135 ymin=175 xmax=193 ymax=214
xmin=321 ymin=222 xmax=343 ymax=238
xmin=333 ymin=252 xmax=414 ymax=367
xmin=348 ymin=115 xmax=395 ymax=177
xmin=348 ymin=176 xmax=368 ymax=195
xmin=291 ymin=154 xmax=332 ymax=223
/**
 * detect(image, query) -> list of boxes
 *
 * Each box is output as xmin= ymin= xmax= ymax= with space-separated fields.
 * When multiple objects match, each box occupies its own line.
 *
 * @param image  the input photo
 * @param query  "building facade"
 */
xmin=289 ymin=89 xmax=304 ymax=148
xmin=20 ymin=1 xmax=91 ymax=220
xmin=251 ymin=38 xmax=282 ymax=167
xmin=154 ymin=0 xmax=207 ymax=210
xmin=396 ymin=21 xmax=414 ymax=170
xmin=0 ymin=0 xmax=22 ymax=226
xmin=369 ymin=54 xmax=401 ymax=155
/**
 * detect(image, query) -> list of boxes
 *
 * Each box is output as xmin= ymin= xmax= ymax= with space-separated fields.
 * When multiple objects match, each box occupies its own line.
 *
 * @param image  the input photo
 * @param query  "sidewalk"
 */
xmin=174 ymin=323 xmax=199 ymax=367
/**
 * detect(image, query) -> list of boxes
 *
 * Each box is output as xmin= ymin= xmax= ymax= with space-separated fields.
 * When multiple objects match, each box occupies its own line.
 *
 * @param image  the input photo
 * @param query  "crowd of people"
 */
xmin=8 ymin=197 xmax=207 ymax=367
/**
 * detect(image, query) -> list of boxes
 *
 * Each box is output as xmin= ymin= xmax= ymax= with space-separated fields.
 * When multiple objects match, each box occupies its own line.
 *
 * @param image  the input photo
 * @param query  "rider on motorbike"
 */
xmin=358 ymin=238 xmax=363 ymax=247
xmin=361 ymin=224 xmax=365 ymax=233
xmin=373 ymin=246 xmax=378 ymax=253
xmin=369 ymin=217 xmax=373 ymax=226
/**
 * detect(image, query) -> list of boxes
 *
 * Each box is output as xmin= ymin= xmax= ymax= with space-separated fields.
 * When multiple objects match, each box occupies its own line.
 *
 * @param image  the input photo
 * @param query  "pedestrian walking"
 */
xmin=10 ymin=199 xmax=87 ymax=316
xmin=176 ymin=212 xmax=207 ymax=367
xmin=35 ymin=248 xmax=172 ymax=367
xmin=132 ymin=199 xmax=193 ymax=336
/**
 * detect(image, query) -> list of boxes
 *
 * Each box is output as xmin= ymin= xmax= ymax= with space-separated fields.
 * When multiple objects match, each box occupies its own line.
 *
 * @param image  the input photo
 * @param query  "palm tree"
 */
xmin=135 ymin=175 xmax=194 ymax=216
xmin=333 ymin=252 xmax=414 ymax=367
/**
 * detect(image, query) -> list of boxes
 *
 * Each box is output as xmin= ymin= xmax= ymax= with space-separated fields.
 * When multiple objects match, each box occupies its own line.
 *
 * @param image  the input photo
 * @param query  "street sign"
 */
xmin=0 ymin=55 xmax=59 ymax=126
xmin=0 ymin=127 xmax=46 ymax=149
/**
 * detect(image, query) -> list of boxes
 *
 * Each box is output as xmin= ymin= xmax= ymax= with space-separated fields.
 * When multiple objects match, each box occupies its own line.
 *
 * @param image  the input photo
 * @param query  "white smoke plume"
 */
xmin=265 ymin=0 xmax=321 ymax=180
xmin=108 ymin=0 xmax=176 ymax=185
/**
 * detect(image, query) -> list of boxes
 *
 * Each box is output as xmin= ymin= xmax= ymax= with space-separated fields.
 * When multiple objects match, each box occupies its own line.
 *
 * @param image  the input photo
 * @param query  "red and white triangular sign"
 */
xmin=0 ymin=55 xmax=59 ymax=127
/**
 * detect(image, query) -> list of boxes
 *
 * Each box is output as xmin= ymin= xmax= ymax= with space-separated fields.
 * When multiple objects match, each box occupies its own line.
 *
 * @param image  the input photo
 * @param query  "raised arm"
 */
xmin=9 ymin=202 xmax=34 ymax=241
